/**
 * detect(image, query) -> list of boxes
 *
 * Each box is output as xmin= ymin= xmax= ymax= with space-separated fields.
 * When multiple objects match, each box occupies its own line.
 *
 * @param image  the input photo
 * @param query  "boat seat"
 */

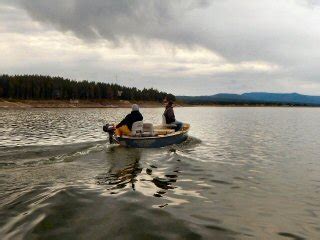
xmin=142 ymin=123 xmax=154 ymax=137
xmin=154 ymin=129 xmax=175 ymax=135
xmin=162 ymin=115 xmax=177 ymax=128
xmin=131 ymin=121 xmax=143 ymax=136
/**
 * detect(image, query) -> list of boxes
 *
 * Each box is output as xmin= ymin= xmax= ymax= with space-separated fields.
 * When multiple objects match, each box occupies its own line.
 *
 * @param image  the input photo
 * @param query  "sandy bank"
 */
xmin=0 ymin=99 xmax=166 ymax=109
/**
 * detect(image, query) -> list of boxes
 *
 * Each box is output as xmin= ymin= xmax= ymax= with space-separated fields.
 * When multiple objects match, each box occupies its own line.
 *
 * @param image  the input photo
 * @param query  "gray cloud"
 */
xmin=2 ymin=0 xmax=320 ymax=95
xmin=17 ymin=0 xmax=209 ymax=43
xmin=14 ymin=0 xmax=320 ymax=65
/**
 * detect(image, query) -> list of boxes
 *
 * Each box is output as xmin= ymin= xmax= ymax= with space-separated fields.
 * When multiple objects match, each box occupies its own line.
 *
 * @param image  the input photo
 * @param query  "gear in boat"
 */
xmin=103 ymin=120 xmax=190 ymax=148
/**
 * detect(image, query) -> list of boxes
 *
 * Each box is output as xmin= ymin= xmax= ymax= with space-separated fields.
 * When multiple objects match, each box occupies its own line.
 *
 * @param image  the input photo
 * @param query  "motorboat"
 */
xmin=103 ymin=120 xmax=190 ymax=148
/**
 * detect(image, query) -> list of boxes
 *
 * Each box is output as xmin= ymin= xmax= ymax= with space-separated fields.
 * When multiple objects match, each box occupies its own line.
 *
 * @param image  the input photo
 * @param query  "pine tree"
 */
xmin=0 ymin=74 xmax=175 ymax=102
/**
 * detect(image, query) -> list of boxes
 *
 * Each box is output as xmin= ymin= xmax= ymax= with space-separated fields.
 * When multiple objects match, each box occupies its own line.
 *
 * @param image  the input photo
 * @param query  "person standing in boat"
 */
xmin=163 ymin=99 xmax=183 ymax=131
xmin=115 ymin=104 xmax=143 ymax=136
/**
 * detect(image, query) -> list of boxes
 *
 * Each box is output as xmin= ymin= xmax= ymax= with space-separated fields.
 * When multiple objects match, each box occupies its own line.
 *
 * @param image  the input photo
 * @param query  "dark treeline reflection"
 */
xmin=0 ymin=74 xmax=175 ymax=101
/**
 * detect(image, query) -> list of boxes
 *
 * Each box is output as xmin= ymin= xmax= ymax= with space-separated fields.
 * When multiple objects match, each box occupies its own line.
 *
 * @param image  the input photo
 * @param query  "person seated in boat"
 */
xmin=163 ymin=99 xmax=183 ymax=131
xmin=115 ymin=104 xmax=143 ymax=136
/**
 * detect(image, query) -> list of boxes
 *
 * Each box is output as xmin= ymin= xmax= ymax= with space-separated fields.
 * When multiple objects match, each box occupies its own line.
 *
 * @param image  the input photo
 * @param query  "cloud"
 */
xmin=15 ymin=0 xmax=320 ymax=62
xmin=1 ymin=0 xmax=320 ymax=95
xmin=17 ymin=1 xmax=207 ymax=43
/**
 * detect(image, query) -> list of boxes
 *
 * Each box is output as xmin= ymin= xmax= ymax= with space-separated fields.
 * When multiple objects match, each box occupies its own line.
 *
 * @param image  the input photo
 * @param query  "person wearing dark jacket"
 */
xmin=115 ymin=104 xmax=143 ymax=136
xmin=163 ymin=100 xmax=183 ymax=131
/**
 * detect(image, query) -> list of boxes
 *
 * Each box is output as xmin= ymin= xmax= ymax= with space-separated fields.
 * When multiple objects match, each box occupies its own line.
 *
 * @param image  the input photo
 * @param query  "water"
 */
xmin=0 ymin=107 xmax=320 ymax=239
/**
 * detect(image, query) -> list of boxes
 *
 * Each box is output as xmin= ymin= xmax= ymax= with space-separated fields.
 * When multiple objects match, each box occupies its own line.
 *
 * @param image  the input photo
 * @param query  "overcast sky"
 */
xmin=1 ymin=0 xmax=320 ymax=95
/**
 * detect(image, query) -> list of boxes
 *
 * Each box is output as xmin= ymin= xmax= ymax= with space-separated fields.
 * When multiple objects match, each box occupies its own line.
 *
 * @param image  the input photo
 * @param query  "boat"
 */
xmin=103 ymin=122 xmax=190 ymax=148
xmin=114 ymin=128 xmax=189 ymax=148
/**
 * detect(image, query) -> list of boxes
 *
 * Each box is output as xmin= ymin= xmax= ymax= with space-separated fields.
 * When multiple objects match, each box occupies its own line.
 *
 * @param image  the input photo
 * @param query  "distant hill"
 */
xmin=177 ymin=92 xmax=320 ymax=106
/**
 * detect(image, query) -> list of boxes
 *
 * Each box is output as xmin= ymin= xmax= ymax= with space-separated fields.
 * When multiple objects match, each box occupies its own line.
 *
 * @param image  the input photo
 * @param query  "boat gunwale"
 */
xmin=115 ymin=130 xmax=189 ymax=141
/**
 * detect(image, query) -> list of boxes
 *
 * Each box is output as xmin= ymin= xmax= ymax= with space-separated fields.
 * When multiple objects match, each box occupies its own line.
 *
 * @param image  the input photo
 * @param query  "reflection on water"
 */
xmin=96 ymin=148 xmax=143 ymax=192
xmin=95 ymin=147 xmax=202 ymax=209
xmin=1 ymin=108 xmax=320 ymax=239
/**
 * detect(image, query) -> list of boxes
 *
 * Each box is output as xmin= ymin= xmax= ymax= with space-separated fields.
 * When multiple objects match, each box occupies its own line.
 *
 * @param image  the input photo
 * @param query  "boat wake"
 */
xmin=0 ymin=140 xmax=108 ymax=169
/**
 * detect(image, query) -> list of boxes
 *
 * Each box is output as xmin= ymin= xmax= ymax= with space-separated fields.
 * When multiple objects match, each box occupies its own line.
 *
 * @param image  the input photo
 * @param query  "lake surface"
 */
xmin=0 ymin=107 xmax=320 ymax=239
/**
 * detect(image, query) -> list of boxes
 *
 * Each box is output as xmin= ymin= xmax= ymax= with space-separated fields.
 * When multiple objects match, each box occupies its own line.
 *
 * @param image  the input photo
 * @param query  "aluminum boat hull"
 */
xmin=114 ymin=131 xmax=188 ymax=148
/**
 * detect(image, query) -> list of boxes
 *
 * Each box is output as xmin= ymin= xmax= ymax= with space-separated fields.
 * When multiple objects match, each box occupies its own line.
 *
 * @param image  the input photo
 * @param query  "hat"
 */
xmin=132 ymin=104 xmax=139 ymax=111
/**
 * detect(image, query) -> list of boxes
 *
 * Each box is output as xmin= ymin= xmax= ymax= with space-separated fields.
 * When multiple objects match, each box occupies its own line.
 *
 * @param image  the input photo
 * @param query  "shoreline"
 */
xmin=0 ymin=99 xmax=318 ymax=109
xmin=0 ymin=99 xmax=165 ymax=109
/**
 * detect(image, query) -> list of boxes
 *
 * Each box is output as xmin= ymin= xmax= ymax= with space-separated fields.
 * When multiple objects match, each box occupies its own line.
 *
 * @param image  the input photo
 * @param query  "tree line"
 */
xmin=0 ymin=75 xmax=175 ymax=102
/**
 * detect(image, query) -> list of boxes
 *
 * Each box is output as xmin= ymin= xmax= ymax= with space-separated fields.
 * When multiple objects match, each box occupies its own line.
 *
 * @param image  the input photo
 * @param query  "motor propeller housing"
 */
xmin=103 ymin=124 xmax=115 ymax=144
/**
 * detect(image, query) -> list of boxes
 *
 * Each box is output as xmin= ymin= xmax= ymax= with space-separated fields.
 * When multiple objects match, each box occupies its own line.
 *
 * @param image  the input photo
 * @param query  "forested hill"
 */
xmin=0 ymin=75 xmax=175 ymax=102
xmin=177 ymin=92 xmax=320 ymax=106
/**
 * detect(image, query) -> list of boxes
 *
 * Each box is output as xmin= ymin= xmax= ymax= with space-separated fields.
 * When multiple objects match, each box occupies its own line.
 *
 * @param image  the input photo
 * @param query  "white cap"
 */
xmin=132 ymin=104 xmax=139 ymax=111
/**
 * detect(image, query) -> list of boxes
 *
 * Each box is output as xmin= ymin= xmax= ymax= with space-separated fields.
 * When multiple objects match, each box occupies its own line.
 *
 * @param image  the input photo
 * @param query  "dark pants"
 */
xmin=173 ymin=121 xmax=183 ymax=131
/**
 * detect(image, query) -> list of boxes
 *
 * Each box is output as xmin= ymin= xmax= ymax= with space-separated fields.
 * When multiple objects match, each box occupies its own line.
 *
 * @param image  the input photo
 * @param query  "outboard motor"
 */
xmin=103 ymin=124 xmax=115 ymax=144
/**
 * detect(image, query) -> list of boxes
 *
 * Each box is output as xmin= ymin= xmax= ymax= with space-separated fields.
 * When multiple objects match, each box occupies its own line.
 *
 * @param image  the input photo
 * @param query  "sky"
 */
xmin=1 ymin=0 xmax=320 ymax=96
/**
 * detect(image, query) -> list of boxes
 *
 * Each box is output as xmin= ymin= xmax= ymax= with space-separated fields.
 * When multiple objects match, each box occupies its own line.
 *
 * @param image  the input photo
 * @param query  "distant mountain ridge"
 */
xmin=177 ymin=92 xmax=320 ymax=106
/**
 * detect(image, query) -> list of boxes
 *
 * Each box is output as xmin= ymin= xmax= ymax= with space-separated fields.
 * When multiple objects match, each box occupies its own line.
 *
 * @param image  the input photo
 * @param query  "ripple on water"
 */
xmin=1 ymin=108 xmax=320 ymax=239
xmin=278 ymin=232 xmax=306 ymax=240
xmin=0 ymin=185 xmax=212 ymax=240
